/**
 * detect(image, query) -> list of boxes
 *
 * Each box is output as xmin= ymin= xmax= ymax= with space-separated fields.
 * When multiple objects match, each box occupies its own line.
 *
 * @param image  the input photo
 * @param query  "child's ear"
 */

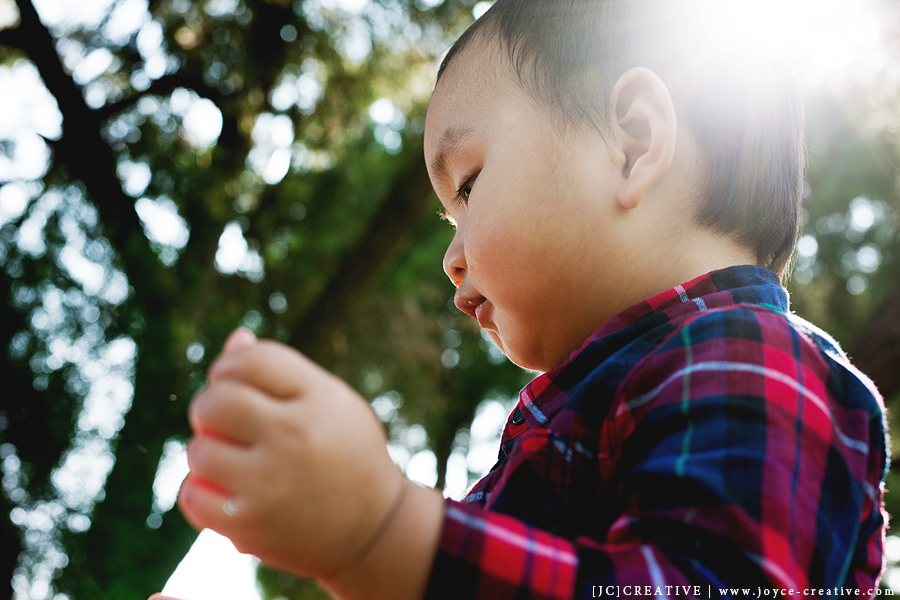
xmin=608 ymin=67 xmax=677 ymax=210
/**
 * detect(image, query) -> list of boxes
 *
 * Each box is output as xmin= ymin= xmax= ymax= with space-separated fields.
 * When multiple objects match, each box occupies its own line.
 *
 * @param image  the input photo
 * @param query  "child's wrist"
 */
xmin=344 ymin=477 xmax=411 ymax=573
xmin=323 ymin=481 xmax=445 ymax=600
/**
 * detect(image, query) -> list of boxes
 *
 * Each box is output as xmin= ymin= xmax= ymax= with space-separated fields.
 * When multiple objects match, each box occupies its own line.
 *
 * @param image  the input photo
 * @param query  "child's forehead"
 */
xmin=425 ymin=49 xmax=522 ymax=148
xmin=433 ymin=50 xmax=538 ymax=137
xmin=435 ymin=34 xmax=517 ymax=99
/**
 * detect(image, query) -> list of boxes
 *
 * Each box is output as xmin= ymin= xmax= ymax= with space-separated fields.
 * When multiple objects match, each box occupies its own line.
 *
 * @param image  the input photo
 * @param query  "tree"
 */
xmin=0 ymin=0 xmax=898 ymax=598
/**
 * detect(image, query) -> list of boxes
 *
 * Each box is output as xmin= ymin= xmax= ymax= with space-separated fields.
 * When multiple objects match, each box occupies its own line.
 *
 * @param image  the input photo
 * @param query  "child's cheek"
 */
xmin=465 ymin=211 xmax=510 ymax=272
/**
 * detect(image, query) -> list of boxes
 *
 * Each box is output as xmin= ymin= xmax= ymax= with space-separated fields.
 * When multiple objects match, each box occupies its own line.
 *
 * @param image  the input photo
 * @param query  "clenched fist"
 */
xmin=179 ymin=329 xmax=406 ymax=580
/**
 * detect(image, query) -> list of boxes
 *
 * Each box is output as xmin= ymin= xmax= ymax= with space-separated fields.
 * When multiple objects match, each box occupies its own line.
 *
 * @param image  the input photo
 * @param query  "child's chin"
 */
xmin=505 ymin=348 xmax=543 ymax=373
xmin=486 ymin=330 xmax=504 ymax=351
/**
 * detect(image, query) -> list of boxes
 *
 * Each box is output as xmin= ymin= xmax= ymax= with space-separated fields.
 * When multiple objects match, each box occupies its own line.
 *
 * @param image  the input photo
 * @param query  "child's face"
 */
xmin=424 ymin=46 xmax=644 ymax=372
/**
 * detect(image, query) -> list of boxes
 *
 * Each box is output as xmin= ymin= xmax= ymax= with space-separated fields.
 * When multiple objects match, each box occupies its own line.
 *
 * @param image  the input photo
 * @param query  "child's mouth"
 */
xmin=474 ymin=301 xmax=487 ymax=327
xmin=453 ymin=289 xmax=486 ymax=321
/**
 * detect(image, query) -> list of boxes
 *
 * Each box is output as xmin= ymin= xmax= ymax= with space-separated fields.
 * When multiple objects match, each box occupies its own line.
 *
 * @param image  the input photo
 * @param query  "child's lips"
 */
xmin=474 ymin=301 xmax=488 ymax=328
xmin=454 ymin=289 xmax=486 ymax=321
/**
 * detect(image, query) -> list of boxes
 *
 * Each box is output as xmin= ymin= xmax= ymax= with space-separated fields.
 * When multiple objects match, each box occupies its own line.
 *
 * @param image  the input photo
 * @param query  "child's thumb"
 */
xmin=222 ymin=327 xmax=257 ymax=354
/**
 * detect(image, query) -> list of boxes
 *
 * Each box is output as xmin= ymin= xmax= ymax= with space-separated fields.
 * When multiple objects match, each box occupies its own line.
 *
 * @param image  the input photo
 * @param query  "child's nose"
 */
xmin=443 ymin=233 xmax=466 ymax=286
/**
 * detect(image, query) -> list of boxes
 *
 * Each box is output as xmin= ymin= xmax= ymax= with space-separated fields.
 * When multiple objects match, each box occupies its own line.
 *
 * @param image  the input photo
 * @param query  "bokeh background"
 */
xmin=1 ymin=0 xmax=899 ymax=598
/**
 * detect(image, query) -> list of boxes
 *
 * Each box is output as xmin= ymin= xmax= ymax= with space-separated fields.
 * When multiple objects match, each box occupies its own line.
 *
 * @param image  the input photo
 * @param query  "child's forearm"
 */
xmin=324 ymin=481 xmax=445 ymax=600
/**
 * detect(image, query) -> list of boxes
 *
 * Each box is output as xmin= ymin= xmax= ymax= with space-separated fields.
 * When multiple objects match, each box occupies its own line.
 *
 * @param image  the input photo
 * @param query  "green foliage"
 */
xmin=257 ymin=568 xmax=331 ymax=600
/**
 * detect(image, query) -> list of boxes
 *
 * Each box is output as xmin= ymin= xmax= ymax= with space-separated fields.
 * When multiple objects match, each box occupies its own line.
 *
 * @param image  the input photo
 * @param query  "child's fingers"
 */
xmin=189 ymin=381 xmax=270 ymax=444
xmin=222 ymin=327 xmax=257 ymax=354
xmin=178 ymin=473 xmax=244 ymax=534
xmin=186 ymin=435 xmax=255 ymax=494
xmin=208 ymin=340 xmax=331 ymax=399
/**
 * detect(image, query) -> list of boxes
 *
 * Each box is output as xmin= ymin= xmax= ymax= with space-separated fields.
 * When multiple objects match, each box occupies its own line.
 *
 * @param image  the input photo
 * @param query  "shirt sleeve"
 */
xmin=423 ymin=309 xmax=887 ymax=599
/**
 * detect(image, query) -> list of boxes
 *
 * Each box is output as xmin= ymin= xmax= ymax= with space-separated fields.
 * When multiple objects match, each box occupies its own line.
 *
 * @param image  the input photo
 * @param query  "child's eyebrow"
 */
xmin=428 ymin=126 xmax=475 ymax=183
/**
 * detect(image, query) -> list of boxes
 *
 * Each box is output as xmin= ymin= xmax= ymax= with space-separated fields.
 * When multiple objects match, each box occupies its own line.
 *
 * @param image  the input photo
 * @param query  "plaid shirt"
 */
xmin=424 ymin=266 xmax=888 ymax=599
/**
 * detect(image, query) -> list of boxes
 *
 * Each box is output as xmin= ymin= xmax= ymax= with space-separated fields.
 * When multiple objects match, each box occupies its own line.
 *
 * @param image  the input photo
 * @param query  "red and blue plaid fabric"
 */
xmin=424 ymin=266 xmax=888 ymax=599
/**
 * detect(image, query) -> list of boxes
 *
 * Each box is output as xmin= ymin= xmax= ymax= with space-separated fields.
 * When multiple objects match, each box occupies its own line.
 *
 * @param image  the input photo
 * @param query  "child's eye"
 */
xmin=454 ymin=184 xmax=470 ymax=204
xmin=455 ymin=174 xmax=476 ymax=204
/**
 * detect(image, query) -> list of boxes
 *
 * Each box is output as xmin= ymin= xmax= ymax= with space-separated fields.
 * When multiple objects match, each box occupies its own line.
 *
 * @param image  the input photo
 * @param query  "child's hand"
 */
xmin=178 ymin=328 xmax=405 ymax=581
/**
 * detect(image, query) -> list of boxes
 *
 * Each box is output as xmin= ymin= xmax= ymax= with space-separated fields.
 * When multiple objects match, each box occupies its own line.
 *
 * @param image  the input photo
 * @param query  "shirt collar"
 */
xmin=588 ymin=264 xmax=787 ymax=343
xmin=513 ymin=265 xmax=788 ymax=431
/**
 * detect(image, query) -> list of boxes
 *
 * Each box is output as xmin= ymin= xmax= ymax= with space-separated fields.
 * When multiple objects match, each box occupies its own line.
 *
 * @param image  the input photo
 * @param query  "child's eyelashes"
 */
xmin=439 ymin=172 xmax=478 ymax=224
xmin=455 ymin=183 xmax=472 ymax=204
xmin=438 ymin=207 xmax=457 ymax=226
xmin=454 ymin=172 xmax=478 ymax=205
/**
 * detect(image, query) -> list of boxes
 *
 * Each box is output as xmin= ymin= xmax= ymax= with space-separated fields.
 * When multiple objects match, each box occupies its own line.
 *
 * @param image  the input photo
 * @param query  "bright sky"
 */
xmin=1 ymin=0 xmax=897 ymax=597
xmin=160 ymin=530 xmax=263 ymax=600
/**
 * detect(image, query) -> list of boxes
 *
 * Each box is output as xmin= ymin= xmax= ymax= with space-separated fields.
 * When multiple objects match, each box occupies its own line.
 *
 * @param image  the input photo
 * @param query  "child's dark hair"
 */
xmin=438 ymin=0 xmax=805 ymax=277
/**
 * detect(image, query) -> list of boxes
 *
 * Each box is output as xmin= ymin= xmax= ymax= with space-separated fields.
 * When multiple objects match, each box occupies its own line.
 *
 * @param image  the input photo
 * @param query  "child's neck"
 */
xmin=650 ymin=223 xmax=759 ymax=291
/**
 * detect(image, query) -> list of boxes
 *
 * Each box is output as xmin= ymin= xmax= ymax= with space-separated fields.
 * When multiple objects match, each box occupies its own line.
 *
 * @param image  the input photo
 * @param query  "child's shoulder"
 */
xmin=621 ymin=301 xmax=882 ymax=415
xmin=656 ymin=300 xmax=834 ymax=363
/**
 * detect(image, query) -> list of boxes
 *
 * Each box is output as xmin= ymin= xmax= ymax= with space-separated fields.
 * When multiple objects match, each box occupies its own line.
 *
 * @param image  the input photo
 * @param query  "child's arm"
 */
xmin=173 ymin=329 xmax=445 ymax=599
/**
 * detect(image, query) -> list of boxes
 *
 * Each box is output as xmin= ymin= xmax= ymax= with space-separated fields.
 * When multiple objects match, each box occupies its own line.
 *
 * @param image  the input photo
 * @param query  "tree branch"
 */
xmin=14 ymin=0 xmax=148 ymax=256
xmin=0 ymin=24 xmax=23 ymax=50
xmin=97 ymin=73 xmax=223 ymax=121
xmin=291 ymin=142 xmax=436 ymax=359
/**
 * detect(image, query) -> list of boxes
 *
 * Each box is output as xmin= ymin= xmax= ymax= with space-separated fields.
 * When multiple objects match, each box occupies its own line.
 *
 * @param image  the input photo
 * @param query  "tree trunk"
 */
xmin=291 ymin=148 xmax=435 ymax=360
xmin=849 ymin=283 xmax=900 ymax=402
